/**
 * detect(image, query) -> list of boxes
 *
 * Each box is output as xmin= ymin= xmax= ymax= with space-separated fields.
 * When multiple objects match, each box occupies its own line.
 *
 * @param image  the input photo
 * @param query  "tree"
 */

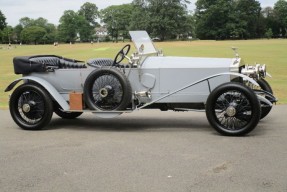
xmin=13 ymin=24 xmax=23 ymax=43
xmin=195 ymin=0 xmax=263 ymax=39
xmin=58 ymin=10 xmax=80 ymax=42
xmin=129 ymin=0 xmax=190 ymax=40
xmin=184 ymin=13 xmax=196 ymax=38
xmin=77 ymin=15 xmax=94 ymax=42
xmin=34 ymin=17 xmax=49 ymax=27
xmin=0 ymin=10 xmax=7 ymax=30
xmin=101 ymin=4 xmax=133 ymax=41
xmin=19 ymin=17 xmax=33 ymax=28
xmin=1 ymin=26 xmax=13 ymax=43
xmin=78 ymin=2 xmax=100 ymax=41
xmin=16 ymin=17 xmax=57 ymax=43
xmin=235 ymin=0 xmax=262 ymax=39
xmin=265 ymin=28 xmax=273 ymax=39
xmin=261 ymin=7 xmax=276 ymax=38
xmin=78 ymin=2 xmax=99 ymax=27
xmin=195 ymin=0 xmax=235 ymax=39
xmin=0 ymin=10 xmax=7 ymax=42
xmin=59 ymin=5 xmax=101 ymax=43
xmin=148 ymin=0 xmax=190 ymax=40
xmin=44 ymin=23 xmax=57 ymax=43
xmin=129 ymin=0 xmax=151 ymax=32
xmin=274 ymin=0 xmax=287 ymax=37
xmin=20 ymin=26 xmax=47 ymax=44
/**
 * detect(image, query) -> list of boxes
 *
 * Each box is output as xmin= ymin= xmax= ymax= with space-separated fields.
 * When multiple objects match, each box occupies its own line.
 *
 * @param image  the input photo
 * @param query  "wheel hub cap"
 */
xmin=99 ymin=85 xmax=113 ymax=98
xmin=100 ymin=88 xmax=108 ymax=98
xmin=22 ymin=104 xmax=31 ymax=113
xmin=226 ymin=106 xmax=236 ymax=117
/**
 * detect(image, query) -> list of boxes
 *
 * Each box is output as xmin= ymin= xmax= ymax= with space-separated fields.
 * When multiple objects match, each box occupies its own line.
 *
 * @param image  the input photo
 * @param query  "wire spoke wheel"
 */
xmin=92 ymin=73 xmax=124 ymax=110
xmin=9 ymin=83 xmax=53 ymax=130
xmin=18 ymin=90 xmax=45 ymax=124
xmin=206 ymin=82 xmax=261 ymax=136
xmin=84 ymin=68 xmax=132 ymax=111
xmin=214 ymin=91 xmax=252 ymax=130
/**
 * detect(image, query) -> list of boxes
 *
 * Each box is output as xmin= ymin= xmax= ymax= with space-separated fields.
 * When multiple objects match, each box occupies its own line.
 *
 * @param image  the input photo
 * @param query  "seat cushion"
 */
xmin=13 ymin=55 xmax=86 ymax=74
xmin=87 ymin=58 xmax=114 ymax=68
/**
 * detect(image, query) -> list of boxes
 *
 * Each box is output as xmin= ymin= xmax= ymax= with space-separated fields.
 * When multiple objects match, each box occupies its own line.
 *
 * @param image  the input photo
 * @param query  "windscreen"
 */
xmin=129 ymin=31 xmax=157 ymax=55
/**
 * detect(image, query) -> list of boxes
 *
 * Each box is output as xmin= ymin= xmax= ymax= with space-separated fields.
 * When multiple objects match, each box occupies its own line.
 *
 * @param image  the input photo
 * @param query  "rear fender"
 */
xmin=5 ymin=76 xmax=69 ymax=111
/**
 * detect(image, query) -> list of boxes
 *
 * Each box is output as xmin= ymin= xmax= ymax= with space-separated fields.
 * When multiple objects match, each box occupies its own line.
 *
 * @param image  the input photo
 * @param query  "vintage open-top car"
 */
xmin=5 ymin=31 xmax=277 ymax=136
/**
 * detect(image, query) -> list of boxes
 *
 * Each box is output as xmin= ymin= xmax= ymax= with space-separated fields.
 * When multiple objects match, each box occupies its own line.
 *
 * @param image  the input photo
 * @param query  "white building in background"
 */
xmin=95 ymin=26 xmax=108 ymax=41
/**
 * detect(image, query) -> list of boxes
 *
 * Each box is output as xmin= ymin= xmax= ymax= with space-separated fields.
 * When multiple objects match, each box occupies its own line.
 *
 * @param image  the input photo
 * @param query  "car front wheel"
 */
xmin=9 ymin=83 xmax=53 ymax=130
xmin=206 ymin=82 xmax=261 ymax=136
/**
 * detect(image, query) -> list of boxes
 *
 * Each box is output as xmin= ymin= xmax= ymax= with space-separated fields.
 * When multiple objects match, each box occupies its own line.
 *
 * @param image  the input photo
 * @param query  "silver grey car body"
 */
xmin=5 ymin=31 xmax=277 ymax=136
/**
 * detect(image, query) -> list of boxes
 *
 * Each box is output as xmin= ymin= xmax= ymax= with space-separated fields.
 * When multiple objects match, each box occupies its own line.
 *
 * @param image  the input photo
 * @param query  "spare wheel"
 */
xmin=84 ymin=67 xmax=132 ymax=111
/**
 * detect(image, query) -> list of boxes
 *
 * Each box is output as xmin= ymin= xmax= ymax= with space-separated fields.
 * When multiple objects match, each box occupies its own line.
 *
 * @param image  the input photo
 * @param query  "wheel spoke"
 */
xmin=91 ymin=73 xmax=124 ymax=110
xmin=17 ymin=90 xmax=45 ymax=124
xmin=213 ymin=90 xmax=253 ymax=130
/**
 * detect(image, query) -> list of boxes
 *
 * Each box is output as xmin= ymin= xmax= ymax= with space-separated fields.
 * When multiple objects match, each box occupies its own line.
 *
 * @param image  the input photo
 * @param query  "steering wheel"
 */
xmin=113 ymin=44 xmax=131 ymax=66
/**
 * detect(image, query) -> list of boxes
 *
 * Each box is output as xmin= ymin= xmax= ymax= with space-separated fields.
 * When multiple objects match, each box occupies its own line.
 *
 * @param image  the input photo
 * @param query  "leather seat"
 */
xmin=29 ymin=56 xmax=86 ymax=69
xmin=87 ymin=58 xmax=114 ymax=68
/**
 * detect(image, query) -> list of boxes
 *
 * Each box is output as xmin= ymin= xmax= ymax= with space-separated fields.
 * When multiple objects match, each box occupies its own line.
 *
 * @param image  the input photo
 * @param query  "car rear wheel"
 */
xmin=206 ymin=82 xmax=261 ymax=136
xmin=9 ymin=83 xmax=53 ymax=130
xmin=84 ymin=67 xmax=132 ymax=111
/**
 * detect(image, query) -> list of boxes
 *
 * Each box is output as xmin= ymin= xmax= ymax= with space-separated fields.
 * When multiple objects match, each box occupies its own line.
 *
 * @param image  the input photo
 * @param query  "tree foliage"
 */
xmin=195 ymin=0 xmax=263 ymax=39
xmin=129 ymin=0 xmax=151 ymax=33
xmin=236 ymin=0 xmax=262 ymax=39
xmin=101 ymin=4 xmax=133 ymax=41
xmin=274 ymin=0 xmax=287 ymax=37
xmin=2 ymin=0 xmax=287 ymax=43
xmin=195 ymin=0 xmax=234 ymax=40
xmin=78 ymin=2 xmax=99 ymax=27
xmin=20 ymin=26 xmax=47 ymax=44
xmin=0 ymin=10 xmax=7 ymax=30
xmin=16 ymin=17 xmax=57 ymax=44
xmin=58 ymin=10 xmax=80 ymax=42
xmin=1 ymin=26 xmax=13 ymax=43
xmin=0 ymin=10 xmax=7 ymax=43
xmin=129 ymin=0 xmax=191 ymax=40
xmin=13 ymin=24 xmax=23 ymax=42
xmin=265 ymin=28 xmax=273 ymax=38
xmin=58 ymin=2 xmax=98 ymax=42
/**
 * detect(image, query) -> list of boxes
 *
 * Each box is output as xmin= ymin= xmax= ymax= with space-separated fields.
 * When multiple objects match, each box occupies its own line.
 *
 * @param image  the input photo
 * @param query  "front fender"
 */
xmin=5 ymin=76 xmax=69 ymax=111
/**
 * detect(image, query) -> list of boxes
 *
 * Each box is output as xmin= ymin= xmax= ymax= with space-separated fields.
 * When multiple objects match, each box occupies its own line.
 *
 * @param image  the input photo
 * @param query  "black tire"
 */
xmin=54 ymin=107 xmax=83 ymax=119
xmin=9 ymin=83 xmax=53 ymax=130
xmin=84 ymin=67 xmax=132 ymax=111
xmin=257 ymin=78 xmax=273 ymax=119
xmin=206 ymin=82 xmax=261 ymax=136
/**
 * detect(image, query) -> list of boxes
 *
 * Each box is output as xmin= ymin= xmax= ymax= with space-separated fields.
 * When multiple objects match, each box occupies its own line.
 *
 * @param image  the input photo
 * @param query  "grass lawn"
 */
xmin=0 ymin=39 xmax=286 ymax=109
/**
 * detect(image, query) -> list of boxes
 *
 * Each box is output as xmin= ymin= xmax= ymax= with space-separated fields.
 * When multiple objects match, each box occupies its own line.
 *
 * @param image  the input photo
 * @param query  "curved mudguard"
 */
xmin=254 ymin=89 xmax=278 ymax=107
xmin=5 ymin=76 xmax=69 ymax=111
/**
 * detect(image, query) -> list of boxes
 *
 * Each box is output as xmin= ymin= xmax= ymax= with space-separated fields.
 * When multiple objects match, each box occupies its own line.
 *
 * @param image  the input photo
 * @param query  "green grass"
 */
xmin=1 ymin=39 xmax=286 ymax=109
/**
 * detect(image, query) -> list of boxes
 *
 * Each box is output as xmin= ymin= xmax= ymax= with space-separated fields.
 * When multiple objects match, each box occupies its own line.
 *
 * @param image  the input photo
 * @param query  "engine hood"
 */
xmin=142 ymin=56 xmax=240 ymax=72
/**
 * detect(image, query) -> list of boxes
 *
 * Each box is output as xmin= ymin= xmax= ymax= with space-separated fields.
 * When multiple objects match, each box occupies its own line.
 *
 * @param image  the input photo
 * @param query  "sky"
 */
xmin=0 ymin=0 xmax=279 ymax=27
